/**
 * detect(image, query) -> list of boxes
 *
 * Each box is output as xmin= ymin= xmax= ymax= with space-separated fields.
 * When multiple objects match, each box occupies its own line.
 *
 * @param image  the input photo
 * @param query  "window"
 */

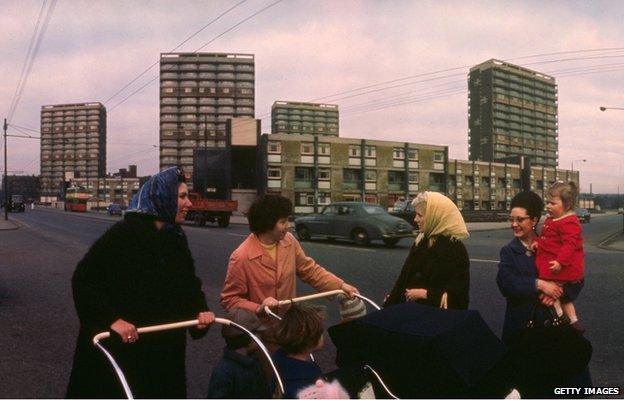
xmin=434 ymin=151 xmax=445 ymax=162
xmin=268 ymin=141 xmax=281 ymax=153
xmin=349 ymin=145 xmax=361 ymax=157
xmin=267 ymin=168 xmax=281 ymax=179
xmin=296 ymin=193 xmax=315 ymax=206
xmin=408 ymin=172 xmax=418 ymax=183
xmin=393 ymin=147 xmax=405 ymax=159
xmin=343 ymin=169 xmax=361 ymax=182
xmin=365 ymin=170 xmax=377 ymax=182
xmin=317 ymin=143 xmax=330 ymax=155
xmin=465 ymin=176 xmax=474 ymax=186
xmin=301 ymin=143 xmax=314 ymax=155
xmin=322 ymin=205 xmax=338 ymax=215
xmin=408 ymin=149 xmax=418 ymax=160
xmin=318 ymin=169 xmax=330 ymax=180
xmin=364 ymin=145 xmax=376 ymax=158
xmin=295 ymin=167 xmax=313 ymax=181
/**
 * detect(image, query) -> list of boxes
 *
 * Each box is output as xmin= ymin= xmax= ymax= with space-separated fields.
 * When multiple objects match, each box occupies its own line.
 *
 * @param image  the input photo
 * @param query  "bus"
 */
xmin=65 ymin=186 xmax=90 ymax=212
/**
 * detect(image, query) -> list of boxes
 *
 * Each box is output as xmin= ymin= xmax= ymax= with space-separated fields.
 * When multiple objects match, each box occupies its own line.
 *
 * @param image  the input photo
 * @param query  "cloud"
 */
xmin=1 ymin=0 xmax=623 ymax=192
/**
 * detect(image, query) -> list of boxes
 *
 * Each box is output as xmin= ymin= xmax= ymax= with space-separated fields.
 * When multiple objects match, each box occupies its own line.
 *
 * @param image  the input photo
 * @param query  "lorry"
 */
xmin=185 ymin=192 xmax=237 ymax=228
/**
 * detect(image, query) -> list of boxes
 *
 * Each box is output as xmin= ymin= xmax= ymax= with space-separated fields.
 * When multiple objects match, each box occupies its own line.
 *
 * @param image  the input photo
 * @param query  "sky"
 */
xmin=1 ymin=0 xmax=623 ymax=193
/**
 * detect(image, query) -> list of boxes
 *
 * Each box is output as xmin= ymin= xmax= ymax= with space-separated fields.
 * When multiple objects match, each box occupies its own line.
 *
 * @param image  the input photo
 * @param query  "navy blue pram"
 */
xmin=328 ymin=302 xmax=514 ymax=398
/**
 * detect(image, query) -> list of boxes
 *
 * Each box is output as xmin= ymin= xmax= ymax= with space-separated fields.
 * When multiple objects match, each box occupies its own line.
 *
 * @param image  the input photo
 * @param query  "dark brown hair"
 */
xmin=247 ymin=194 xmax=293 ymax=234
xmin=548 ymin=181 xmax=578 ymax=211
xmin=274 ymin=304 xmax=325 ymax=355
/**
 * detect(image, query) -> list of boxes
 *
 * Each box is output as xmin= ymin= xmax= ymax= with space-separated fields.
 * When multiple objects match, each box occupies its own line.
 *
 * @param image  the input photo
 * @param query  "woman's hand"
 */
xmin=197 ymin=311 xmax=215 ymax=330
xmin=256 ymin=296 xmax=279 ymax=314
xmin=537 ymin=279 xmax=563 ymax=298
xmin=539 ymin=293 xmax=556 ymax=307
xmin=340 ymin=282 xmax=359 ymax=299
xmin=405 ymin=288 xmax=427 ymax=301
xmin=111 ymin=319 xmax=138 ymax=344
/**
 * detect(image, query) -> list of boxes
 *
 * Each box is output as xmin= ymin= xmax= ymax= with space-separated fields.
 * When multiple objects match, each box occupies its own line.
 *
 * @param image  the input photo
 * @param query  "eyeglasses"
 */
xmin=508 ymin=216 xmax=532 ymax=223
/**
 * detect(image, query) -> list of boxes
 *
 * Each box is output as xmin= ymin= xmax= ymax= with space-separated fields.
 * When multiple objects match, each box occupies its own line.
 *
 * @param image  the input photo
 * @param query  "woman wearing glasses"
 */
xmin=496 ymin=191 xmax=564 ymax=343
xmin=497 ymin=191 xmax=592 ymax=396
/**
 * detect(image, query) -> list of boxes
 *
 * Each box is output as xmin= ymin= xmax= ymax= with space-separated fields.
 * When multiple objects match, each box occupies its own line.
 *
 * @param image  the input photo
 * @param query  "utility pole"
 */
xmin=3 ymin=118 xmax=8 ymax=221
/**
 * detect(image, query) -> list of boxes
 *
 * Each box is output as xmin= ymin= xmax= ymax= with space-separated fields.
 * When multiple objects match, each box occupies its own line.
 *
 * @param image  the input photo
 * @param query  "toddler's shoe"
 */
xmin=570 ymin=320 xmax=585 ymax=334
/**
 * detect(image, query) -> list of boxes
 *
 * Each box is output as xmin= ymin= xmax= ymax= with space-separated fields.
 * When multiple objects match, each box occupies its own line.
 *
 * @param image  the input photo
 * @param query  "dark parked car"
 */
xmin=107 ymin=204 xmax=123 ymax=216
xmin=294 ymin=202 xmax=415 ymax=246
xmin=389 ymin=199 xmax=416 ymax=227
xmin=576 ymin=208 xmax=591 ymax=223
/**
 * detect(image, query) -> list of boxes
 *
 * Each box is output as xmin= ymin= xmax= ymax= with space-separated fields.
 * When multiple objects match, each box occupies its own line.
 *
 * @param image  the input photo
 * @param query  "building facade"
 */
xmin=261 ymin=133 xmax=578 ymax=213
xmin=1 ymin=175 xmax=40 ymax=202
xmin=159 ymin=52 xmax=255 ymax=188
xmin=271 ymin=101 xmax=339 ymax=136
xmin=40 ymin=102 xmax=107 ymax=201
xmin=448 ymin=159 xmax=578 ymax=211
xmin=71 ymin=175 xmax=141 ymax=208
xmin=261 ymin=133 xmax=448 ymax=214
xmin=468 ymin=59 xmax=558 ymax=167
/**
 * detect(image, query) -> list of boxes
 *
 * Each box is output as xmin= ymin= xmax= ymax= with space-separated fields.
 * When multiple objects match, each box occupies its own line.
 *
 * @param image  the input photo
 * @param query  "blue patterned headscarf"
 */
xmin=126 ymin=167 xmax=182 ymax=225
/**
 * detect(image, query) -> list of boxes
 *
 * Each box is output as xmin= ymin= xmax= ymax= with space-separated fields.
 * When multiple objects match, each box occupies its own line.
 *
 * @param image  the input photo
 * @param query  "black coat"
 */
xmin=66 ymin=214 xmax=209 ymax=399
xmin=384 ymin=235 xmax=470 ymax=309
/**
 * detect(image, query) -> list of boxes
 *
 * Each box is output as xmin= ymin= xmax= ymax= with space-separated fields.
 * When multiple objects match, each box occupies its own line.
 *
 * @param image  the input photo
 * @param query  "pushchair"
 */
xmin=92 ymin=289 xmax=385 ymax=399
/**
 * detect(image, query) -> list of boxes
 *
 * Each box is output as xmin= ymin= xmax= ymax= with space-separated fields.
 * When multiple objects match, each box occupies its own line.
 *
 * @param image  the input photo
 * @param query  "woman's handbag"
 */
xmin=507 ymin=304 xmax=592 ymax=377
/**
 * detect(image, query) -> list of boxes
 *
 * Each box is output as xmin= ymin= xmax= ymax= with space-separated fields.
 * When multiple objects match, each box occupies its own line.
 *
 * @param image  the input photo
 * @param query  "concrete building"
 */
xmin=40 ymin=102 xmax=107 ymax=201
xmin=71 ymin=175 xmax=141 ymax=208
xmin=468 ymin=59 xmax=558 ymax=167
xmin=1 ymin=175 xmax=40 ymax=202
xmin=271 ymin=101 xmax=339 ymax=136
xmin=260 ymin=133 xmax=579 ymax=213
xmin=261 ymin=133 xmax=448 ymax=214
xmin=448 ymin=159 xmax=578 ymax=211
xmin=159 ymin=52 xmax=255 ymax=188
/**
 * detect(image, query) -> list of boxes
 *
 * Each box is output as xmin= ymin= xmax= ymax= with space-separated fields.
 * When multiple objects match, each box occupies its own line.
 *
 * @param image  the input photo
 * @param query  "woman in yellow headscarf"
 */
xmin=384 ymin=192 xmax=470 ymax=309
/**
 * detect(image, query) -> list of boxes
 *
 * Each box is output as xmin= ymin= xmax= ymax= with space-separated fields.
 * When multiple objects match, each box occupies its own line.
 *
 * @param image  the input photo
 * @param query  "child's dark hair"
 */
xmin=548 ymin=181 xmax=578 ymax=211
xmin=247 ymin=194 xmax=293 ymax=234
xmin=274 ymin=304 xmax=325 ymax=355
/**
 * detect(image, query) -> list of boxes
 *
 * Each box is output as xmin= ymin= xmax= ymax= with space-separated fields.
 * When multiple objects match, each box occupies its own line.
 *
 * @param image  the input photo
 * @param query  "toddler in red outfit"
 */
xmin=535 ymin=181 xmax=585 ymax=331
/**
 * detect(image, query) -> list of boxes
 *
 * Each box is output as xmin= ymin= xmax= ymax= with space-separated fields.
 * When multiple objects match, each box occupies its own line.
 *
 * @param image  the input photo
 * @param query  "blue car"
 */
xmin=294 ymin=202 xmax=415 ymax=247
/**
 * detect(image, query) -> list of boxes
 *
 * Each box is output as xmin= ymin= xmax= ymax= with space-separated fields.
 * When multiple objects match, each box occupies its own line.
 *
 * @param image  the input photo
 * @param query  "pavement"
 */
xmin=0 ymin=217 xmax=20 ymax=230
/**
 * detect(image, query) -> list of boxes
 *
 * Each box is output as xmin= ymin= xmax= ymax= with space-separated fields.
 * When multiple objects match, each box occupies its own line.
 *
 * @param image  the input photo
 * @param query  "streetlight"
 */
xmin=599 ymin=106 xmax=624 ymax=232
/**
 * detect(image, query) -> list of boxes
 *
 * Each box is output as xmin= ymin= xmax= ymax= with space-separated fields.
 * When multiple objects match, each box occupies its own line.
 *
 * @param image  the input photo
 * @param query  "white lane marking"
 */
xmin=303 ymin=242 xmax=376 ymax=252
xmin=470 ymin=258 xmax=499 ymax=264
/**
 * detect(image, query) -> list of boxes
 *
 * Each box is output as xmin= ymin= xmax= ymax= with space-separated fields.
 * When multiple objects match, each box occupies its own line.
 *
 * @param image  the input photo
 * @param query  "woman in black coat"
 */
xmin=66 ymin=167 xmax=215 ymax=398
xmin=384 ymin=192 xmax=470 ymax=309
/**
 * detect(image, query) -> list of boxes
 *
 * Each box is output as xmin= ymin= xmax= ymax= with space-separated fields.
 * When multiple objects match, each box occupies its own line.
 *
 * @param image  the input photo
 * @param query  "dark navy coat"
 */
xmin=496 ymin=237 xmax=591 ymax=395
xmin=496 ymin=237 xmax=548 ymax=343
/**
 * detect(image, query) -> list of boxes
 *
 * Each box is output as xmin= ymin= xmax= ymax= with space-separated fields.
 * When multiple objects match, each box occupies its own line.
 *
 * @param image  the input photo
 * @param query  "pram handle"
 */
xmin=263 ymin=289 xmax=380 ymax=320
xmin=92 ymin=318 xmax=284 ymax=399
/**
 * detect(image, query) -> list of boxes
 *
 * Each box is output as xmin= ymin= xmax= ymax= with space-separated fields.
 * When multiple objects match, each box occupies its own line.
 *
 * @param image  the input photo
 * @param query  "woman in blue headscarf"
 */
xmin=67 ymin=167 xmax=215 ymax=398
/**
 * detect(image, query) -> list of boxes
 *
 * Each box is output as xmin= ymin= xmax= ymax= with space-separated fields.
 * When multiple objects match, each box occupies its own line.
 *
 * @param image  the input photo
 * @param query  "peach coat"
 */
xmin=220 ymin=232 xmax=343 ymax=312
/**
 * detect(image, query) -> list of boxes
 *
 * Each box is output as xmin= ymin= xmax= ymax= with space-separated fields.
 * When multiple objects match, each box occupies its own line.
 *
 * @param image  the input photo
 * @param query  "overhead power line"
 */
xmin=108 ymin=0 xmax=283 ymax=113
xmin=7 ymin=0 xmax=57 ymax=123
xmin=104 ymin=0 xmax=248 ymax=105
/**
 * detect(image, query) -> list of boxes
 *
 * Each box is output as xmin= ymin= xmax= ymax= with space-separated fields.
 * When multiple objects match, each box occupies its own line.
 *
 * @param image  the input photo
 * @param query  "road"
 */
xmin=1 ymin=209 xmax=623 ymax=397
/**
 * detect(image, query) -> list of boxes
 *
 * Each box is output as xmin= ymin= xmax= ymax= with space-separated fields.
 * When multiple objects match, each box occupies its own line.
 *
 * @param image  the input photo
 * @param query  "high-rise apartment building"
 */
xmin=271 ymin=101 xmax=339 ymax=136
xmin=159 ymin=53 xmax=255 ymax=185
xmin=40 ymin=102 xmax=106 ymax=200
xmin=468 ymin=59 xmax=558 ymax=167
